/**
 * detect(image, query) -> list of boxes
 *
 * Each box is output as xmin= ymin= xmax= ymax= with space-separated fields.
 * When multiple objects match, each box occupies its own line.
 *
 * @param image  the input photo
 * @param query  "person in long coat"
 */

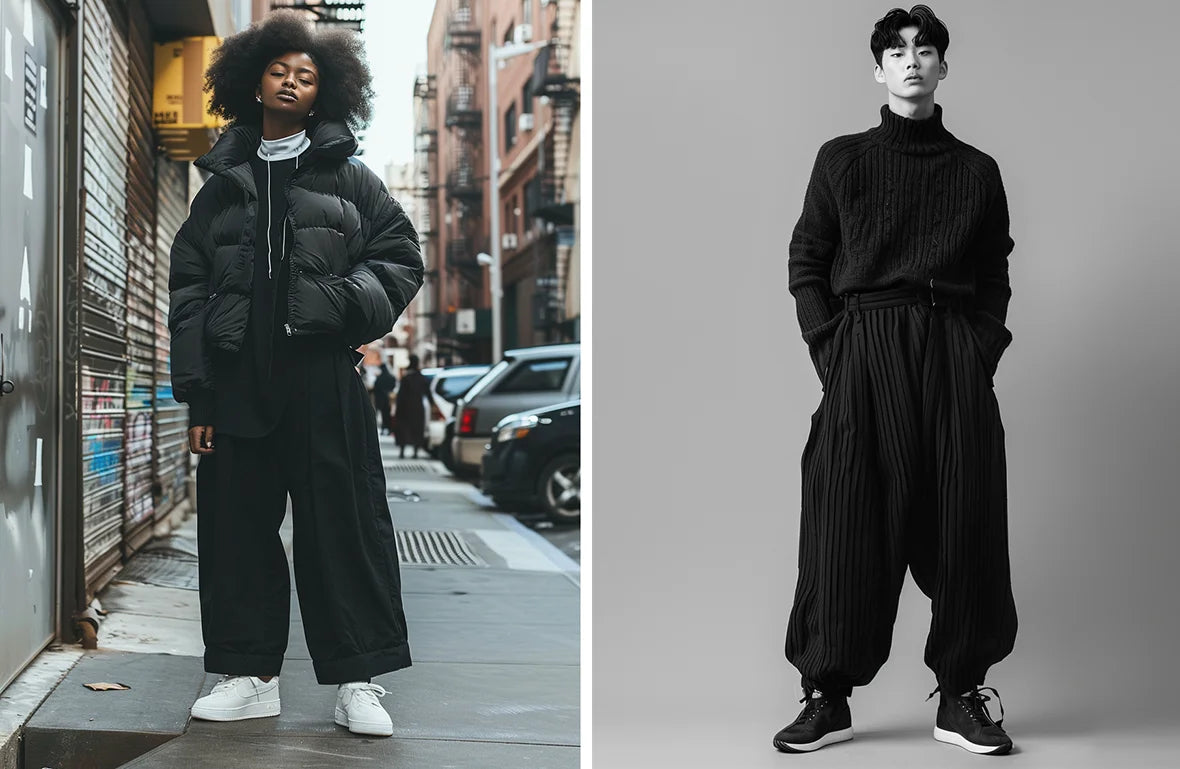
xmin=166 ymin=10 xmax=422 ymax=738
xmin=372 ymin=362 xmax=397 ymax=435
xmin=394 ymin=355 xmax=429 ymax=459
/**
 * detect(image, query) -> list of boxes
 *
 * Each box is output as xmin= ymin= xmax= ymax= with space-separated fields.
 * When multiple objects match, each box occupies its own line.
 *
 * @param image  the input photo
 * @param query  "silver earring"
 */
xmin=308 ymin=109 xmax=316 ymax=117
xmin=256 ymin=95 xmax=262 ymax=103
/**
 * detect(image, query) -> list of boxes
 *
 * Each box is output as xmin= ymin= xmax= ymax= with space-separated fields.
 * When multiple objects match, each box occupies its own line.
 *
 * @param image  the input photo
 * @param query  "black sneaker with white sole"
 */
xmin=929 ymin=684 xmax=1013 ymax=755
xmin=772 ymin=690 xmax=853 ymax=753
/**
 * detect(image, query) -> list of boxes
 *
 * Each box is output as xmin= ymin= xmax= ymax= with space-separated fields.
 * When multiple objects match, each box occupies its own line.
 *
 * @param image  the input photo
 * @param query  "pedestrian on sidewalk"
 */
xmin=775 ymin=5 xmax=1017 ymax=757
xmin=393 ymin=354 xmax=429 ymax=459
xmin=166 ymin=10 xmax=423 ymax=738
xmin=373 ymin=361 xmax=397 ymax=436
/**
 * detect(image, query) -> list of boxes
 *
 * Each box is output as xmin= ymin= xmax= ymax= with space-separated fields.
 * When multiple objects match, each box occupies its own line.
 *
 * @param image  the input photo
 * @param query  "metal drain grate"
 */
xmin=385 ymin=461 xmax=439 ymax=474
xmin=396 ymin=530 xmax=485 ymax=567
xmin=117 ymin=551 xmax=200 ymax=591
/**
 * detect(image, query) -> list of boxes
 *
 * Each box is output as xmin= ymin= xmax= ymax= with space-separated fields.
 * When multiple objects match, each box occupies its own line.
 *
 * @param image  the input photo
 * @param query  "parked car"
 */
xmin=420 ymin=364 xmax=490 ymax=454
xmin=482 ymin=400 xmax=580 ymax=522
xmin=451 ymin=343 xmax=581 ymax=475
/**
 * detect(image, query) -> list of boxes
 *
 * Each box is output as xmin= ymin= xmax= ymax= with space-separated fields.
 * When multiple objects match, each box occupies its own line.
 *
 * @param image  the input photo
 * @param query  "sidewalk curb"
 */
xmin=492 ymin=513 xmax=581 ymax=585
xmin=0 ymin=647 xmax=84 ymax=769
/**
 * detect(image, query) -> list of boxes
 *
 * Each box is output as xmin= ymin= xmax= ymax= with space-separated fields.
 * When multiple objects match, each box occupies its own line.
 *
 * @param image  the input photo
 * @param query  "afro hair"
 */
xmin=204 ymin=9 xmax=375 ymax=130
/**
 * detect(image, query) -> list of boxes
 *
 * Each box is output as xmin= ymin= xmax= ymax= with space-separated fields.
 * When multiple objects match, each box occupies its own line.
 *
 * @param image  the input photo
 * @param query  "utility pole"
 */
xmin=486 ymin=37 xmax=549 ymax=362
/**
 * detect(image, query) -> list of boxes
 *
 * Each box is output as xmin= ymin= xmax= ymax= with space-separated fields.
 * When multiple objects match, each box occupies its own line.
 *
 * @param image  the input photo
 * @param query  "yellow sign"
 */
xmin=154 ymin=37 xmax=224 ymax=160
xmin=153 ymin=36 xmax=221 ymax=128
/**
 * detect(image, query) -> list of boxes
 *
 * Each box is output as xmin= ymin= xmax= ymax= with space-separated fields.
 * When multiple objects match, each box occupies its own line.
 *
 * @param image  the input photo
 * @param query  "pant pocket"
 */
xmin=821 ymin=314 xmax=849 ymax=392
xmin=965 ymin=316 xmax=998 ymax=387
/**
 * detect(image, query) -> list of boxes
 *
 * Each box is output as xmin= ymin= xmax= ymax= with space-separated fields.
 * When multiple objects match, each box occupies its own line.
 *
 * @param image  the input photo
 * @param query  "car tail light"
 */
xmin=458 ymin=408 xmax=478 ymax=436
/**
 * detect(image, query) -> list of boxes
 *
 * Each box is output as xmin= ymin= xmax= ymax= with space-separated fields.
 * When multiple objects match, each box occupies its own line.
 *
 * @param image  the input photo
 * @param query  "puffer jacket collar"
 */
xmin=193 ymin=119 xmax=358 ymax=196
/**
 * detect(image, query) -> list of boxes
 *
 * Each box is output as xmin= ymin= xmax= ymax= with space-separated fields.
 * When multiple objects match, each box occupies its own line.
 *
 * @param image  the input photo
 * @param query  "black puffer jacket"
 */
xmin=167 ymin=120 xmax=423 ymax=407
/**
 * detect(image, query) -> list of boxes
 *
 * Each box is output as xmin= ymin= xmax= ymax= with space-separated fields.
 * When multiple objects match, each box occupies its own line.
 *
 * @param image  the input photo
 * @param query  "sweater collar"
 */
xmin=195 ymin=119 xmax=358 ymax=175
xmin=872 ymin=103 xmax=957 ymax=155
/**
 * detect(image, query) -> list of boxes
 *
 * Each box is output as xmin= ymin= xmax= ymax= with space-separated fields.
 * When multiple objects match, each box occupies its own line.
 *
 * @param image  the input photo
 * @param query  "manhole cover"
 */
xmin=396 ymin=530 xmax=485 ymax=567
xmin=117 ymin=551 xmax=200 ymax=591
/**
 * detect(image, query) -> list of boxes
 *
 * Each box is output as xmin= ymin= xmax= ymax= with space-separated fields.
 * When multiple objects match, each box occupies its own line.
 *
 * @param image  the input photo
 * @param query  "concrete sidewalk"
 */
xmin=13 ymin=437 xmax=580 ymax=768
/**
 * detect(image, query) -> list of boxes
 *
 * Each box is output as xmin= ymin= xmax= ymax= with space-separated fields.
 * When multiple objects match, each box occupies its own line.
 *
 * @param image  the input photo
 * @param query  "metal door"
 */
xmin=153 ymin=157 xmax=189 ymax=516
xmin=0 ymin=0 xmax=62 ymax=691
xmin=79 ymin=0 xmax=129 ymax=585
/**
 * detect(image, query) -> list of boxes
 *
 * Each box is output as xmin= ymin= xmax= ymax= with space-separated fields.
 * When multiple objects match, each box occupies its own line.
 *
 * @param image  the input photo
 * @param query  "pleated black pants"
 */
xmin=785 ymin=296 xmax=1017 ymax=697
xmin=196 ymin=344 xmax=412 ymax=685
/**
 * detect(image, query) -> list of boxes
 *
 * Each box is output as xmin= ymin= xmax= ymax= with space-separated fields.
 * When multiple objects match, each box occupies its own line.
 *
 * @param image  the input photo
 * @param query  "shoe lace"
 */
xmin=211 ymin=675 xmax=247 ymax=694
xmin=926 ymin=684 xmax=1005 ymax=728
xmin=793 ymin=692 xmax=828 ymax=725
xmin=345 ymin=682 xmax=389 ymax=708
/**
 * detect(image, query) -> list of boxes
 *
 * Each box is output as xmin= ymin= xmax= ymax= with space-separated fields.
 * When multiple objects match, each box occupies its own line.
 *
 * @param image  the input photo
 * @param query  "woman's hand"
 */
xmin=188 ymin=425 xmax=216 ymax=455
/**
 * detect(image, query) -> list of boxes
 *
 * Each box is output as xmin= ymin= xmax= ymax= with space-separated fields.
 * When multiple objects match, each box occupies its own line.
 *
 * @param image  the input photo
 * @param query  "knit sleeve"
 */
xmin=972 ymin=162 xmax=1015 ymax=325
xmin=788 ymin=143 xmax=842 ymax=348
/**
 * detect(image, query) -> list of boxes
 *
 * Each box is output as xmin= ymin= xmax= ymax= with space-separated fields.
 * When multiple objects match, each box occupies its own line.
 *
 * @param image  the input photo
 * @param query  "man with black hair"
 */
xmin=774 ymin=4 xmax=1018 ymax=756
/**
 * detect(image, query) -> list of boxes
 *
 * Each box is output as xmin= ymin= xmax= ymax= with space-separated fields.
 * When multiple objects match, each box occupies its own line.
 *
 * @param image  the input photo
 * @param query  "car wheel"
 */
xmin=537 ymin=454 xmax=580 ymax=523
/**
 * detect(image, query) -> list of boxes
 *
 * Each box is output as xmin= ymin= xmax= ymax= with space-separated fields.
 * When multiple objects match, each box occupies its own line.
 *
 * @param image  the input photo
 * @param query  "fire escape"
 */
xmin=413 ymin=72 xmax=439 ymax=346
xmin=269 ymin=1 xmax=367 ymax=30
xmin=529 ymin=0 xmax=581 ymax=335
xmin=443 ymin=0 xmax=485 ymax=300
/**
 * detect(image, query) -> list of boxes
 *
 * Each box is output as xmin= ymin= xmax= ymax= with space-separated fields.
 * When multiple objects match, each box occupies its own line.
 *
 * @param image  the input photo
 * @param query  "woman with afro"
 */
xmin=167 ymin=11 xmax=422 ymax=737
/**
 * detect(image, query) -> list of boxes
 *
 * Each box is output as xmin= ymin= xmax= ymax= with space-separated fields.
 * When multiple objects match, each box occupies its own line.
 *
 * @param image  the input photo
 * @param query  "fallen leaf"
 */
xmin=83 ymin=682 xmax=131 ymax=691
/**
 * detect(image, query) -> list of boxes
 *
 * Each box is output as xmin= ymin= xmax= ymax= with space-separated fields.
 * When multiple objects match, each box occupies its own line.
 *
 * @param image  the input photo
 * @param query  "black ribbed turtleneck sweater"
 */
xmin=788 ymin=103 xmax=1014 ymax=363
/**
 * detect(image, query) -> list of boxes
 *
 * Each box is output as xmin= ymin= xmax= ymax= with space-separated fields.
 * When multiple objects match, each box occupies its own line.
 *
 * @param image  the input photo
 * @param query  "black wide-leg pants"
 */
xmin=785 ymin=295 xmax=1017 ymax=697
xmin=196 ymin=345 xmax=412 ymax=685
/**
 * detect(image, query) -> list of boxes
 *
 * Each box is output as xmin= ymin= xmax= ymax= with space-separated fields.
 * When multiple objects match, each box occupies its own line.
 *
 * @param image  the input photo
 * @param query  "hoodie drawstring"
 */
xmin=266 ymin=157 xmax=273 ymax=279
xmin=263 ymin=139 xmax=303 ymax=280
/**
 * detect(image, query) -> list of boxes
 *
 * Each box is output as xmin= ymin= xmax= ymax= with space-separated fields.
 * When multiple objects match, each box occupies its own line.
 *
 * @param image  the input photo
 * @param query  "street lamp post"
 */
xmin=486 ymin=37 xmax=549 ymax=362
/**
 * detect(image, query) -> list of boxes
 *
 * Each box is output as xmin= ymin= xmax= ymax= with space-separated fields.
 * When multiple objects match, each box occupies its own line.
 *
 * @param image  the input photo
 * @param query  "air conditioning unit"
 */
xmin=514 ymin=24 xmax=532 ymax=44
xmin=517 ymin=112 xmax=535 ymax=132
xmin=502 ymin=233 xmax=519 ymax=250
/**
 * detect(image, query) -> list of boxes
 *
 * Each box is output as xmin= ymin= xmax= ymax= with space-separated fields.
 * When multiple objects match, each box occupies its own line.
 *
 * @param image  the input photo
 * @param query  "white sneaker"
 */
xmin=190 ymin=675 xmax=281 ymax=721
xmin=335 ymin=682 xmax=393 ymax=736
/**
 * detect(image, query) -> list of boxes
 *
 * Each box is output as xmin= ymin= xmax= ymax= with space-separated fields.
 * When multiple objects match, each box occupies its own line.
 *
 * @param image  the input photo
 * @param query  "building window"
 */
xmin=505 ymin=102 xmax=517 ymax=149
xmin=522 ymin=83 xmax=533 ymax=115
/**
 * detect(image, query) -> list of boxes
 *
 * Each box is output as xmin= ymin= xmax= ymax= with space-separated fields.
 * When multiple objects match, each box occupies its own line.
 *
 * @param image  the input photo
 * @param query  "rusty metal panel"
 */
xmin=153 ymin=156 xmax=190 ymax=517
xmin=80 ymin=0 xmax=130 ymax=577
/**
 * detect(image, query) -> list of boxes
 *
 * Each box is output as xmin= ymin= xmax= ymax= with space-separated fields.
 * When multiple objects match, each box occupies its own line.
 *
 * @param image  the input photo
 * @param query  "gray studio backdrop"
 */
xmin=593 ymin=1 xmax=1180 ymax=766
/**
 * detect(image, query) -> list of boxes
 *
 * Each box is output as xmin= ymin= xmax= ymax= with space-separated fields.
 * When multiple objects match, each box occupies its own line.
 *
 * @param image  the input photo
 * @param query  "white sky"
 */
xmin=357 ymin=0 xmax=438 ymax=176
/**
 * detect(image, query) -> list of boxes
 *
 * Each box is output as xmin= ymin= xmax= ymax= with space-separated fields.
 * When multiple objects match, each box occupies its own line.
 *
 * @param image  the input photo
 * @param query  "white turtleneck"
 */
xmin=256 ymin=130 xmax=310 ymax=278
xmin=257 ymin=129 xmax=310 ymax=161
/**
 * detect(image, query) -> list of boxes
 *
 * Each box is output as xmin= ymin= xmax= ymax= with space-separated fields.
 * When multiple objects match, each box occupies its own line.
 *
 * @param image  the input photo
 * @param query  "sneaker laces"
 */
xmin=926 ymin=684 xmax=1005 ymax=728
xmin=343 ymin=682 xmax=389 ymax=708
xmin=210 ymin=675 xmax=251 ymax=694
xmin=793 ymin=691 xmax=828 ymax=725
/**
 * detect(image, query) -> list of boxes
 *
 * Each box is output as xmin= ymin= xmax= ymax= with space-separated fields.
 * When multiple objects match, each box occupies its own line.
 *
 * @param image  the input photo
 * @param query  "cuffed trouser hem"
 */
xmin=935 ymin=673 xmax=985 ymax=697
xmin=312 ymin=644 xmax=413 ymax=685
xmin=801 ymin=677 xmax=853 ymax=699
xmin=205 ymin=649 xmax=285 ymax=678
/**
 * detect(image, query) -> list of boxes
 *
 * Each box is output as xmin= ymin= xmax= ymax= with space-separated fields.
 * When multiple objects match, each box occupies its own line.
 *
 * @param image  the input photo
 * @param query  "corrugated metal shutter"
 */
xmin=122 ymin=0 xmax=156 ymax=551
xmin=153 ymin=157 xmax=190 ymax=515
xmin=80 ymin=0 xmax=130 ymax=582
